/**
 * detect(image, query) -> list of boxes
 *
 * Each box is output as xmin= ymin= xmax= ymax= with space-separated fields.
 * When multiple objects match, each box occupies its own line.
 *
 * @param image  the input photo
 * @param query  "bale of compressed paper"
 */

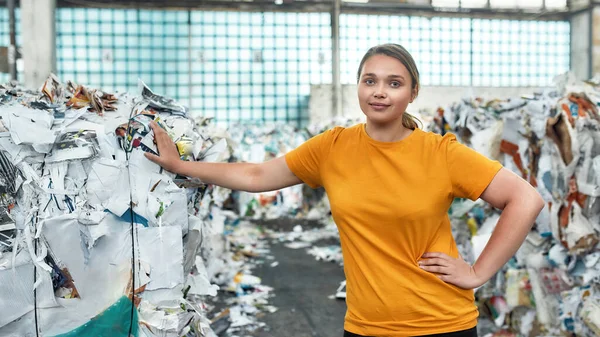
xmin=0 ymin=75 xmax=231 ymax=337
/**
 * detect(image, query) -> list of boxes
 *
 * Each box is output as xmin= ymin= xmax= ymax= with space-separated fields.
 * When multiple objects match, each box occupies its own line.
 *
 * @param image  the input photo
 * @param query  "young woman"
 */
xmin=145 ymin=44 xmax=545 ymax=337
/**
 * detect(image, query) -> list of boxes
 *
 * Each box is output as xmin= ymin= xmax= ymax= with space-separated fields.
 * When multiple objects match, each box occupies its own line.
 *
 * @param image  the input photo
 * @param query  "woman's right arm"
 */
xmin=144 ymin=122 xmax=302 ymax=193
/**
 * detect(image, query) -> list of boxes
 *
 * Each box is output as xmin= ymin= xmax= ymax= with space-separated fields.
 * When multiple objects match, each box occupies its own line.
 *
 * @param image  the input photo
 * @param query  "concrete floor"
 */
xmin=216 ymin=218 xmax=348 ymax=337
xmin=248 ymin=239 xmax=347 ymax=337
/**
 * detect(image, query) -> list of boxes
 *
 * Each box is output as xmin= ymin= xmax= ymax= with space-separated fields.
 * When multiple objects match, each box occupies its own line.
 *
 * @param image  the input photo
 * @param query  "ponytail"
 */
xmin=402 ymin=112 xmax=421 ymax=130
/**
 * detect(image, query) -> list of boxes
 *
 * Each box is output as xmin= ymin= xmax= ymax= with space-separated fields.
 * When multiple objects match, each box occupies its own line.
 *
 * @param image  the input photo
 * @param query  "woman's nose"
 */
xmin=374 ymin=91 xmax=386 ymax=99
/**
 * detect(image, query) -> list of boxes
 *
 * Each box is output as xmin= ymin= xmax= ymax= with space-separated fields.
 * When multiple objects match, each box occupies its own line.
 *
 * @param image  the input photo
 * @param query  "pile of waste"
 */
xmin=426 ymin=73 xmax=600 ymax=337
xmin=269 ymin=218 xmax=342 ymax=265
xmin=227 ymin=122 xmax=308 ymax=220
xmin=209 ymin=219 xmax=278 ymax=336
xmin=0 ymin=75 xmax=235 ymax=337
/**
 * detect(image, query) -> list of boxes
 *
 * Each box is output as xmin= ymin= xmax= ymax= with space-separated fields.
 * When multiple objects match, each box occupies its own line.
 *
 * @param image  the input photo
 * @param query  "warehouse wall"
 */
xmin=309 ymin=84 xmax=551 ymax=123
xmin=569 ymin=3 xmax=600 ymax=80
xmin=593 ymin=6 xmax=600 ymax=75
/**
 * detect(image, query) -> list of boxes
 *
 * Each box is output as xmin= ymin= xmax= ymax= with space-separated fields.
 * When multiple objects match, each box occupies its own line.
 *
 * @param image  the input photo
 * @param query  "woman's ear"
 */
xmin=410 ymin=87 xmax=418 ymax=103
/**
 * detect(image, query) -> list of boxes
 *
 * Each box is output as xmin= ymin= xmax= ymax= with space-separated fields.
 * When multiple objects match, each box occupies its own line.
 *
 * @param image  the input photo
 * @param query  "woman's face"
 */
xmin=357 ymin=54 xmax=415 ymax=126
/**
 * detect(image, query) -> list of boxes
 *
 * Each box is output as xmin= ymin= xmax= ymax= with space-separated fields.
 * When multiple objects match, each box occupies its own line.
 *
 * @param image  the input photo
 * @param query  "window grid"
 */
xmin=470 ymin=19 xmax=570 ymax=86
xmin=341 ymin=14 xmax=570 ymax=88
xmin=432 ymin=0 xmax=567 ymax=9
xmin=56 ymin=8 xmax=190 ymax=101
xmin=56 ymin=9 xmax=331 ymax=127
xmin=189 ymin=11 xmax=331 ymax=127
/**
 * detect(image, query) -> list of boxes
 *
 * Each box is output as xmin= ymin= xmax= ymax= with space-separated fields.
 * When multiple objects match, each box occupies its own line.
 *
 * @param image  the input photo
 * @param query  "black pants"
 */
xmin=343 ymin=326 xmax=477 ymax=337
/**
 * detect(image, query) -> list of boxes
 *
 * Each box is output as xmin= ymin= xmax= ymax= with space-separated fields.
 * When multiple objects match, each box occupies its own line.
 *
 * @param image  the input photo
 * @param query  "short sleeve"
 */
xmin=445 ymin=133 xmax=503 ymax=200
xmin=284 ymin=128 xmax=338 ymax=189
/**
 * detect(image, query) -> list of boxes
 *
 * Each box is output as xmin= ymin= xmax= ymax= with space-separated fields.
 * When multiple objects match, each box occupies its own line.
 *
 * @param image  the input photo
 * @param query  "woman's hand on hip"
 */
xmin=418 ymin=252 xmax=484 ymax=289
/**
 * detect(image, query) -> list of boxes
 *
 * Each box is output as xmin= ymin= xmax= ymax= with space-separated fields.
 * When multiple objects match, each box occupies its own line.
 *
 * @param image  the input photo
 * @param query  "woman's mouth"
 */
xmin=369 ymin=103 xmax=390 ymax=111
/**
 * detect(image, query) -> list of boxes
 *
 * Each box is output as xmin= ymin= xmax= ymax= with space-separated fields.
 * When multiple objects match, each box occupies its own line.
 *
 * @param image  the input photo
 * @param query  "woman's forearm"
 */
xmin=473 ymin=196 xmax=545 ymax=284
xmin=173 ymin=160 xmax=261 ymax=192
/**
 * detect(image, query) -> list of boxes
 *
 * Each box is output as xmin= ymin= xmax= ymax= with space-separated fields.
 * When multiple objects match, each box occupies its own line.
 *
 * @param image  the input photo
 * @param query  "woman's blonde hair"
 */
xmin=357 ymin=43 xmax=422 ymax=130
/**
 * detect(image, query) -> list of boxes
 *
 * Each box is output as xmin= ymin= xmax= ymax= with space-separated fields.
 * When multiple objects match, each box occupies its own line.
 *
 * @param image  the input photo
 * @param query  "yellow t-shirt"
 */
xmin=285 ymin=124 xmax=503 ymax=336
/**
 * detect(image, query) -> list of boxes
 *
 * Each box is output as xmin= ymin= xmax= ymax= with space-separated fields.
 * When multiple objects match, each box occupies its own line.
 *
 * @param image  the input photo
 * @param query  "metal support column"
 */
xmin=331 ymin=0 xmax=342 ymax=117
xmin=589 ymin=5 xmax=594 ymax=79
xmin=22 ymin=0 xmax=56 ymax=89
xmin=7 ymin=0 xmax=17 ymax=81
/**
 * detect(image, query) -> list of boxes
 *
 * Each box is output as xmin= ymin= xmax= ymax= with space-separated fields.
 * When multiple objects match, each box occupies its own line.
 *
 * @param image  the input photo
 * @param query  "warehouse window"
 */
xmin=433 ymin=0 xmax=567 ymax=9
xmin=471 ymin=19 xmax=570 ymax=86
xmin=489 ymin=0 xmax=567 ymax=9
xmin=56 ymin=8 xmax=189 ymax=101
xmin=432 ymin=0 xmax=487 ymax=8
xmin=189 ymin=11 xmax=331 ymax=126
xmin=55 ymin=8 xmax=568 ymax=125
xmin=545 ymin=0 xmax=568 ymax=9
xmin=56 ymin=8 xmax=330 ymax=127
xmin=340 ymin=14 xmax=570 ymax=87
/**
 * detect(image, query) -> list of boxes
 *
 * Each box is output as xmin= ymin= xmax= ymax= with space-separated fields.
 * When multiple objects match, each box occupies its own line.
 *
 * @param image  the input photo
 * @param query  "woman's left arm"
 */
xmin=471 ymin=167 xmax=545 ymax=284
xmin=419 ymin=168 xmax=545 ymax=289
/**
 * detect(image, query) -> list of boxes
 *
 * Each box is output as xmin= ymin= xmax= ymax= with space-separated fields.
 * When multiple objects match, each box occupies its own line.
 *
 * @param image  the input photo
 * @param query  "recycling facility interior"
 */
xmin=0 ymin=0 xmax=599 ymax=337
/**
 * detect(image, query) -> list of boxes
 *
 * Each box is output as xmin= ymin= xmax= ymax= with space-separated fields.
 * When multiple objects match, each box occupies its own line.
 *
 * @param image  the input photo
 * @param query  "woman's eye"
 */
xmin=365 ymin=79 xmax=375 ymax=85
xmin=390 ymin=81 xmax=401 ymax=88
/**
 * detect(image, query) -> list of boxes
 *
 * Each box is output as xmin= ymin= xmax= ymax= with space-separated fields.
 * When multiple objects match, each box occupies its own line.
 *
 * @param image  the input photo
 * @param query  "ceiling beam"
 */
xmin=0 ymin=0 xmax=570 ymax=20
